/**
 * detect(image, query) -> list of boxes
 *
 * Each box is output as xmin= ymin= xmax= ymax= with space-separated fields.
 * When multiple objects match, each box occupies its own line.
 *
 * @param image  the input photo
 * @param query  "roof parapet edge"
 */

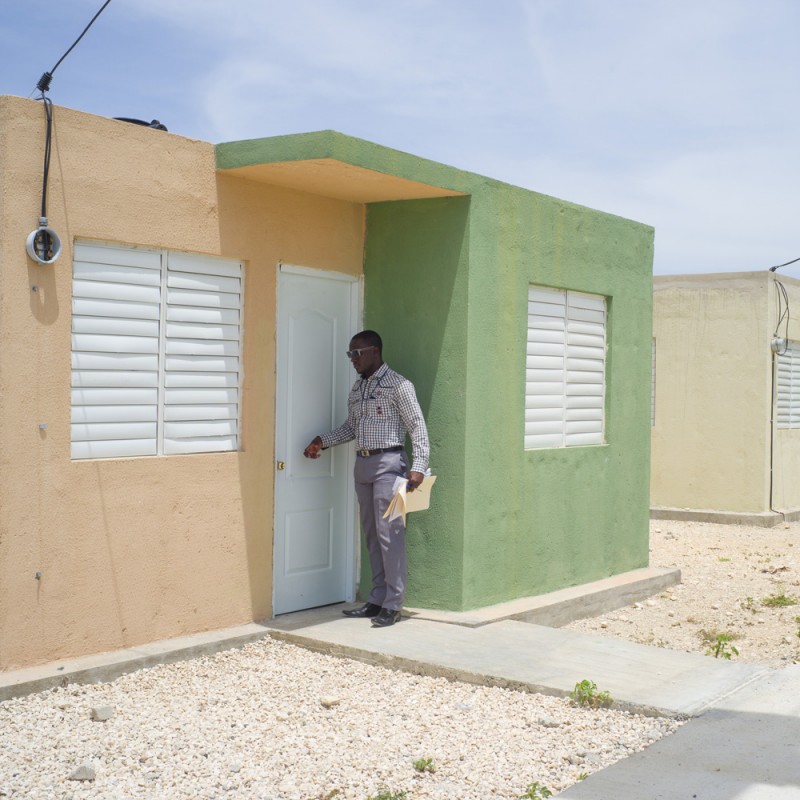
xmin=215 ymin=129 xmax=476 ymax=195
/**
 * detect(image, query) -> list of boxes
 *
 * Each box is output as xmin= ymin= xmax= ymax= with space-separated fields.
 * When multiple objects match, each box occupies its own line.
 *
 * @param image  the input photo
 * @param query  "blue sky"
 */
xmin=3 ymin=0 xmax=799 ymax=275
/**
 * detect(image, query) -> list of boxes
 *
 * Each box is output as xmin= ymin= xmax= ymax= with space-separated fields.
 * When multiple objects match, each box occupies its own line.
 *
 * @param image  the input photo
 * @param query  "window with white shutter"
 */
xmin=651 ymin=337 xmax=656 ymax=427
xmin=525 ymin=285 xmax=606 ymax=450
xmin=71 ymin=241 xmax=243 ymax=459
xmin=776 ymin=340 xmax=800 ymax=429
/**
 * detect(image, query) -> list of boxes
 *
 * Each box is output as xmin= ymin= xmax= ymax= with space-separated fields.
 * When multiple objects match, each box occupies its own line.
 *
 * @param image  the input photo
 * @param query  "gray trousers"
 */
xmin=354 ymin=449 xmax=409 ymax=611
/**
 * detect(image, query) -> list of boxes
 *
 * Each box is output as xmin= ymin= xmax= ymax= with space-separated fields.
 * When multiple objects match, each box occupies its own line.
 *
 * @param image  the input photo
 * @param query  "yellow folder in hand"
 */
xmin=382 ymin=475 xmax=437 ymax=524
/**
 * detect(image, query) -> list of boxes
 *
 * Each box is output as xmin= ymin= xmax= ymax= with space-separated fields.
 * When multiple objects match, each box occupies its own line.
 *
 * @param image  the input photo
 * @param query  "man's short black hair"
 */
xmin=352 ymin=329 xmax=382 ymax=354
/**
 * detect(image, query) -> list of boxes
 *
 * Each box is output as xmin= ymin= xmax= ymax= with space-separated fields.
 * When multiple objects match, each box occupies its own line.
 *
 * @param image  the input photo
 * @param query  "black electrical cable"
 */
xmin=27 ymin=93 xmax=58 ymax=261
xmin=26 ymin=0 xmax=113 ymax=264
xmin=773 ymin=278 xmax=790 ymax=356
xmin=33 ymin=0 xmax=115 ymax=215
xmin=35 ymin=0 xmax=114 ymax=95
xmin=39 ymin=95 xmax=53 ymax=219
xmin=769 ymin=256 xmax=800 ymax=272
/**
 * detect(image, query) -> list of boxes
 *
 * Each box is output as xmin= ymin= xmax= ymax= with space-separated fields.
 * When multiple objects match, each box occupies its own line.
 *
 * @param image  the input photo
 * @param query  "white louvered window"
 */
xmin=776 ymin=340 xmax=800 ymax=429
xmin=71 ymin=241 xmax=243 ymax=459
xmin=525 ymin=285 xmax=607 ymax=450
xmin=651 ymin=337 xmax=656 ymax=427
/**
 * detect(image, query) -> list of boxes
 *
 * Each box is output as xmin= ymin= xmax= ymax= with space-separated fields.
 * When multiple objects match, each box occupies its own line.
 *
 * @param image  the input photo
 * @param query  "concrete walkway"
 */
xmin=2 ymin=605 xmax=799 ymax=799
xmin=267 ymin=607 xmax=769 ymax=718
xmin=558 ymin=664 xmax=800 ymax=799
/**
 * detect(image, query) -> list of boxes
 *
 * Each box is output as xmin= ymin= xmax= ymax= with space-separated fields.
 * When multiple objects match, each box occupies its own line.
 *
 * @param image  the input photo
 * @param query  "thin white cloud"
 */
xmin=518 ymin=0 xmax=800 ymax=193
xmin=124 ymin=0 xmax=541 ymax=139
xmin=7 ymin=0 xmax=796 ymax=275
xmin=480 ymin=137 xmax=800 ymax=274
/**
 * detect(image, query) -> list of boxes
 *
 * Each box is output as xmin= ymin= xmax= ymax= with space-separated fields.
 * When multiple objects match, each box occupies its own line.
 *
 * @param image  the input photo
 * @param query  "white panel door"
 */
xmin=274 ymin=266 xmax=359 ymax=614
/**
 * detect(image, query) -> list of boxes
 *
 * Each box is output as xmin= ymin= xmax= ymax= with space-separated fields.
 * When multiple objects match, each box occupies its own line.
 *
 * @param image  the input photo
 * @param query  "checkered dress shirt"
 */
xmin=320 ymin=363 xmax=430 ymax=474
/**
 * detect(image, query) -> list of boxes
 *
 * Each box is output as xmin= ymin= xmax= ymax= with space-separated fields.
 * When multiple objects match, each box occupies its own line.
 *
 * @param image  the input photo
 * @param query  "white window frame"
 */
xmin=71 ymin=241 xmax=244 ymax=459
xmin=651 ymin=337 xmax=656 ymax=427
xmin=776 ymin=340 xmax=800 ymax=429
xmin=525 ymin=285 xmax=607 ymax=450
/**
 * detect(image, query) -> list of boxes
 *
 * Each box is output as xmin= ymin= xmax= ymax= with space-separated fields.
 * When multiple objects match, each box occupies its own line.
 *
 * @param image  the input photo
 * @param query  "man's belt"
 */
xmin=356 ymin=445 xmax=403 ymax=457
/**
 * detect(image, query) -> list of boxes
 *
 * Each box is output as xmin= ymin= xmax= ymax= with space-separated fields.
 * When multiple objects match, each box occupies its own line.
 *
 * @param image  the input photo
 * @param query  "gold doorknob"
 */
xmin=276 ymin=460 xmax=285 ymax=470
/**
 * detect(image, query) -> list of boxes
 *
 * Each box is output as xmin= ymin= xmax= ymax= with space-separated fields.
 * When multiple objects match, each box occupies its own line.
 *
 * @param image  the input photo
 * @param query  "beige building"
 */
xmin=651 ymin=271 xmax=800 ymax=525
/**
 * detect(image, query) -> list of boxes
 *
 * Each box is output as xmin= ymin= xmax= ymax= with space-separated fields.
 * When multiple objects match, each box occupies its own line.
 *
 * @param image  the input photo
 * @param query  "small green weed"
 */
xmin=762 ymin=593 xmax=798 ymax=607
xmin=717 ymin=556 xmax=731 ymax=562
xmin=367 ymin=790 xmax=407 ymax=800
xmin=795 ymin=615 xmax=800 ymax=639
xmin=577 ymin=772 xmax=589 ymax=781
xmin=518 ymin=782 xmax=553 ymax=799
xmin=570 ymin=679 xmax=613 ymax=708
xmin=740 ymin=596 xmax=757 ymax=612
xmin=702 ymin=632 xmax=740 ymax=660
xmin=412 ymin=757 xmax=436 ymax=774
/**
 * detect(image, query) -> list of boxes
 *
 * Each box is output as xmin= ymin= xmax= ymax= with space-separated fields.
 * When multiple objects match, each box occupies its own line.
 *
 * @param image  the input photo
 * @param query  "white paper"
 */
xmin=382 ymin=475 xmax=437 ymax=524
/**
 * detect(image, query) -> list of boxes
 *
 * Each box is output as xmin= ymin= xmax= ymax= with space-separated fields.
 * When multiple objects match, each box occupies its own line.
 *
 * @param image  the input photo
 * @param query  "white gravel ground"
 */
xmin=0 ymin=637 xmax=681 ymax=800
xmin=568 ymin=520 xmax=800 ymax=668
xmin=9 ymin=516 xmax=793 ymax=800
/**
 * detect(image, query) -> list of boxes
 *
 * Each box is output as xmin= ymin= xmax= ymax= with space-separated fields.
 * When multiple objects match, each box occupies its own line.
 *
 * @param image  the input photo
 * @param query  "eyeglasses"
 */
xmin=346 ymin=346 xmax=376 ymax=359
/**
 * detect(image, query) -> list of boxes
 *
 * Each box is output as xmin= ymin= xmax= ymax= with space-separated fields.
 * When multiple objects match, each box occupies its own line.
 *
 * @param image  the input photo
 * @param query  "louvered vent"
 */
xmin=163 ymin=252 xmax=242 ymax=454
xmin=651 ymin=337 xmax=656 ymax=427
xmin=525 ymin=285 xmax=606 ymax=450
xmin=71 ymin=242 xmax=243 ymax=459
xmin=776 ymin=341 xmax=800 ymax=429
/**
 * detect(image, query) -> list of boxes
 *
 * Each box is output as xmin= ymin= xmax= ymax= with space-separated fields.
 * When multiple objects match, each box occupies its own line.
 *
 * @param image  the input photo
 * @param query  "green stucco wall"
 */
xmin=365 ymin=181 xmax=653 ymax=611
xmin=460 ymin=186 xmax=653 ymax=609
xmin=363 ymin=197 xmax=471 ymax=609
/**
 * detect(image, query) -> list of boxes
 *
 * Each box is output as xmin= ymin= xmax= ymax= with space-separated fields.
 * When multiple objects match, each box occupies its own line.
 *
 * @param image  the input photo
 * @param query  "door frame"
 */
xmin=273 ymin=263 xmax=363 ymax=613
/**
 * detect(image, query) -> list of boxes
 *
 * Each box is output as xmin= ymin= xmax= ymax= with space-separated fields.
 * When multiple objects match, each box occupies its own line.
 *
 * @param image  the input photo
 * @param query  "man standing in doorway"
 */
xmin=303 ymin=330 xmax=429 ymax=628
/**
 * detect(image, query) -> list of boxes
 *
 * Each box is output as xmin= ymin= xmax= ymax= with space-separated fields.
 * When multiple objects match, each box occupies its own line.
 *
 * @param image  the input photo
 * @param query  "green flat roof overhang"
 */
xmin=215 ymin=130 xmax=470 ymax=204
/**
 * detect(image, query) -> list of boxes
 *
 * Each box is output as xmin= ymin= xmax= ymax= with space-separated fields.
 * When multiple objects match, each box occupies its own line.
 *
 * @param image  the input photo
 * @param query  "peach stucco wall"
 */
xmin=0 ymin=96 xmax=364 ymax=670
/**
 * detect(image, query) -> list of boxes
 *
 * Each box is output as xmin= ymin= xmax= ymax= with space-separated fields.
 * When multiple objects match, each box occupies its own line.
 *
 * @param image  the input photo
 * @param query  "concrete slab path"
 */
xmin=267 ymin=607 xmax=770 ymax=718
xmin=270 ymin=608 xmax=800 ymax=798
xmin=559 ymin=665 xmax=800 ymax=799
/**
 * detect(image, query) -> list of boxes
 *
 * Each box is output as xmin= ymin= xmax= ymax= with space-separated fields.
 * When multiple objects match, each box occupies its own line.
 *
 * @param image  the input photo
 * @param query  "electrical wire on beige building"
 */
xmin=651 ymin=271 xmax=800 ymax=526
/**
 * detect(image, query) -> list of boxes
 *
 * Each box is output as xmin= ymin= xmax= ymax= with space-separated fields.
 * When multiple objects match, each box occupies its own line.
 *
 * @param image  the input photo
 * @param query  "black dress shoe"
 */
xmin=371 ymin=607 xmax=401 ymax=627
xmin=342 ymin=602 xmax=381 ymax=618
